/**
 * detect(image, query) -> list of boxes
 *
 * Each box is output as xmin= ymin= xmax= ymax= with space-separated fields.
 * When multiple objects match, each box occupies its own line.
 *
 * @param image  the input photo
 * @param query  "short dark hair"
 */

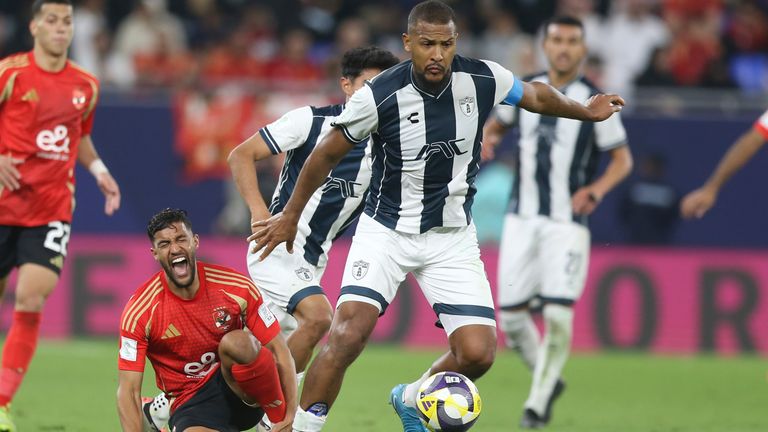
xmin=147 ymin=208 xmax=193 ymax=242
xmin=407 ymin=0 xmax=456 ymax=32
xmin=543 ymin=16 xmax=585 ymax=38
xmin=32 ymin=0 xmax=72 ymax=17
xmin=341 ymin=46 xmax=400 ymax=80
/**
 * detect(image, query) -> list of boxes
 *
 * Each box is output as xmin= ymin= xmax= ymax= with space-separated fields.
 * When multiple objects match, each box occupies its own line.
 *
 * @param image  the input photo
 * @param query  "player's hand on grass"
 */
xmin=249 ymin=212 xmax=299 ymax=261
xmin=96 ymin=171 xmax=121 ymax=215
xmin=585 ymin=94 xmax=624 ymax=122
xmin=0 ymin=154 xmax=23 ymax=191
xmin=680 ymin=187 xmax=717 ymax=219
xmin=572 ymin=187 xmax=601 ymax=215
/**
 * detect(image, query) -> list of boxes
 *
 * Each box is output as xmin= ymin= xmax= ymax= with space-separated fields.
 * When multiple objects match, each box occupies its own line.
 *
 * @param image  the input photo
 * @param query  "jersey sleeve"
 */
xmin=258 ymin=106 xmax=313 ymax=154
xmin=595 ymin=111 xmax=628 ymax=151
xmin=244 ymin=287 xmax=281 ymax=346
xmin=753 ymin=109 xmax=768 ymax=139
xmin=81 ymin=77 xmax=100 ymax=135
xmin=482 ymin=59 xmax=524 ymax=107
xmin=331 ymin=85 xmax=378 ymax=143
xmin=117 ymin=297 xmax=149 ymax=372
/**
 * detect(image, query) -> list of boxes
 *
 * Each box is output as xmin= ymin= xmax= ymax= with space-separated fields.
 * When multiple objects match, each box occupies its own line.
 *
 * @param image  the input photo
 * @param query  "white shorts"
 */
xmin=247 ymin=242 xmax=327 ymax=322
xmin=497 ymin=214 xmax=590 ymax=309
xmin=338 ymin=214 xmax=496 ymax=335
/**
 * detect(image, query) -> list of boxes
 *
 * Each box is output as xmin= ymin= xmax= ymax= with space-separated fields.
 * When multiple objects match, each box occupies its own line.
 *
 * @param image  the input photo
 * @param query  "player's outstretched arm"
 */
xmin=481 ymin=116 xmax=510 ymax=162
xmin=228 ymin=132 xmax=278 ymax=229
xmin=573 ymin=145 xmax=633 ymax=215
xmin=77 ymin=135 xmax=121 ymax=216
xmin=681 ymin=127 xmax=767 ymax=219
xmin=116 ymin=370 xmax=145 ymax=432
xmin=249 ymin=127 xmax=355 ymax=260
xmin=264 ymin=334 xmax=298 ymax=432
xmin=518 ymin=81 xmax=624 ymax=122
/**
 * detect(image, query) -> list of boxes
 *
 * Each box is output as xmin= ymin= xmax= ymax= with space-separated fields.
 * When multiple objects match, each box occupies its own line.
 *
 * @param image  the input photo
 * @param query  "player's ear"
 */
xmin=193 ymin=234 xmax=200 ymax=249
xmin=340 ymin=76 xmax=352 ymax=97
xmin=150 ymin=247 xmax=158 ymax=261
xmin=402 ymin=33 xmax=411 ymax=53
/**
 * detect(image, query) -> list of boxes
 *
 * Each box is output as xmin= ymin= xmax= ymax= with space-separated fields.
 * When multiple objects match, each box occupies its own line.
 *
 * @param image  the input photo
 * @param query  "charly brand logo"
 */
xmin=322 ymin=177 xmax=362 ymax=199
xmin=412 ymin=138 xmax=467 ymax=162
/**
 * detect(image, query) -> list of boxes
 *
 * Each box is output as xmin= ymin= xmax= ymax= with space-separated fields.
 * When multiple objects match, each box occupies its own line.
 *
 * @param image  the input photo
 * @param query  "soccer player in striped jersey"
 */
xmin=0 ymin=1 xmax=120 ymax=430
xmin=251 ymin=2 xmax=624 ymax=431
xmin=117 ymin=209 xmax=297 ymax=432
xmin=227 ymin=45 xmax=398 ymax=430
xmin=483 ymin=16 xmax=633 ymax=428
xmin=681 ymin=109 xmax=768 ymax=219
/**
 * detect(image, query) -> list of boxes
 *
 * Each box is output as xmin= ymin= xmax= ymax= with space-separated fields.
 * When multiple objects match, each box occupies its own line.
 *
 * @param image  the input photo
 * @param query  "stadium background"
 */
xmin=1 ymin=0 xmax=767 ymax=430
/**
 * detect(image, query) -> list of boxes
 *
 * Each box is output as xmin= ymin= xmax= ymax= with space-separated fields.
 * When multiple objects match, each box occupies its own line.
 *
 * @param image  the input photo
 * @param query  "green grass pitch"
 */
xmin=8 ymin=340 xmax=767 ymax=431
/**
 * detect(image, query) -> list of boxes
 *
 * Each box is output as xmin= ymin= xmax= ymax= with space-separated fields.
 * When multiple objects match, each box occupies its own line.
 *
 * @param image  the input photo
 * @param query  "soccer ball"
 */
xmin=416 ymin=371 xmax=482 ymax=432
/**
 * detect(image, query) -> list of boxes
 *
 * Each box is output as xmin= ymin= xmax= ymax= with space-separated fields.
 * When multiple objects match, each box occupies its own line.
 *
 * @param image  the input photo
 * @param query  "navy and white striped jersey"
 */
xmin=259 ymin=104 xmax=371 ymax=267
xmin=332 ymin=55 xmax=524 ymax=234
xmin=496 ymin=73 xmax=628 ymax=225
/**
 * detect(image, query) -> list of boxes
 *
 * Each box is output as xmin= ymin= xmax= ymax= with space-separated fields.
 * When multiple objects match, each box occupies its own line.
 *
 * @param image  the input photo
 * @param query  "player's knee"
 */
xmin=299 ymin=310 xmax=333 ymax=341
xmin=219 ymin=329 xmax=261 ymax=365
xmin=325 ymin=322 xmax=368 ymax=366
xmin=499 ymin=309 xmax=531 ymax=334
xmin=455 ymin=337 xmax=496 ymax=378
xmin=14 ymin=291 xmax=47 ymax=312
xmin=543 ymin=304 xmax=574 ymax=339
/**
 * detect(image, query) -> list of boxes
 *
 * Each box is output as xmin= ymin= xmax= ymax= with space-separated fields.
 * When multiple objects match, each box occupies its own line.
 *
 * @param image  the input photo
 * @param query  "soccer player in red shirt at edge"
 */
xmin=117 ymin=209 xmax=297 ymax=432
xmin=0 ymin=1 xmax=121 ymax=429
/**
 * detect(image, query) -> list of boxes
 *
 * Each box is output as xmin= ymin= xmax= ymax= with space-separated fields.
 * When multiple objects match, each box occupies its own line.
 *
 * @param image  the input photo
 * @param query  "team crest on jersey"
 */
xmin=212 ymin=307 xmax=233 ymax=332
xmin=71 ymin=88 xmax=87 ymax=110
xmin=351 ymin=260 xmax=369 ymax=280
xmin=459 ymin=96 xmax=475 ymax=117
xmin=295 ymin=267 xmax=313 ymax=282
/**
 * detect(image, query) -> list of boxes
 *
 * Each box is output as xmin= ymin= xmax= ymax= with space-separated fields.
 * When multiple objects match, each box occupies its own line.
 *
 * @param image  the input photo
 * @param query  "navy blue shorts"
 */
xmin=169 ymin=369 xmax=264 ymax=432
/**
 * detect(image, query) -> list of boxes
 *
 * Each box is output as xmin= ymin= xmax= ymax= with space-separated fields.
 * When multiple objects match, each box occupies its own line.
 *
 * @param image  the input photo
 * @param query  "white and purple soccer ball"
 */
xmin=416 ymin=371 xmax=482 ymax=432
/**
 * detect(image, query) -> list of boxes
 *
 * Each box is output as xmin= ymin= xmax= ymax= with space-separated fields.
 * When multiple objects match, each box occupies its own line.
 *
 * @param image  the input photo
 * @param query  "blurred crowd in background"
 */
xmin=1 ymin=0 xmax=766 ymax=94
xmin=0 ymin=0 xmax=767 ymax=242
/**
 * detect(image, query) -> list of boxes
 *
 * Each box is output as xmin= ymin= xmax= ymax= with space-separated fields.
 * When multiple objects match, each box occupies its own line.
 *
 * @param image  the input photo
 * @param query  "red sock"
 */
xmin=0 ymin=311 xmax=41 ymax=406
xmin=231 ymin=348 xmax=286 ymax=423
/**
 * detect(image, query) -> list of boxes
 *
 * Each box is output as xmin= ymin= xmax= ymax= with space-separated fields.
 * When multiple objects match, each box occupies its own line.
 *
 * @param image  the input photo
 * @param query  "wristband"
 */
xmin=89 ymin=159 xmax=109 ymax=176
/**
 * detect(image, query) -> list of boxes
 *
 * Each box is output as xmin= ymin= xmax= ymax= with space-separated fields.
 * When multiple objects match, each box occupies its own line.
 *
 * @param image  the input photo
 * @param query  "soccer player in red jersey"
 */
xmin=0 ymin=1 xmax=120 ymax=429
xmin=117 ymin=209 xmax=297 ymax=432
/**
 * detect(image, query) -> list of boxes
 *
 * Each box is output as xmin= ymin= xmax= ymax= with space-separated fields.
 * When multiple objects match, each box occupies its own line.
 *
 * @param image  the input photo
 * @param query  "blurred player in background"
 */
xmin=250 ymin=2 xmax=624 ymax=431
xmin=681 ymin=109 xmax=768 ymax=218
xmin=0 ymin=1 xmax=120 ymax=429
xmin=483 ymin=16 xmax=632 ymax=428
xmin=116 ymin=209 xmax=297 ymax=432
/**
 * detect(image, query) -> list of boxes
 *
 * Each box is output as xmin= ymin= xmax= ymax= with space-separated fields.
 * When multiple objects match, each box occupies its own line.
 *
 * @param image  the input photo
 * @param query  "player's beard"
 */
xmin=161 ymin=253 xmax=197 ymax=289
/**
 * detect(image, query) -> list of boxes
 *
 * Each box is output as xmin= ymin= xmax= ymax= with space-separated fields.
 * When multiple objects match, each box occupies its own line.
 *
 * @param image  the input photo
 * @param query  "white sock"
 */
xmin=403 ymin=369 xmax=432 ymax=407
xmin=292 ymin=406 xmax=327 ymax=432
xmin=525 ymin=304 xmax=573 ymax=415
xmin=499 ymin=309 xmax=540 ymax=371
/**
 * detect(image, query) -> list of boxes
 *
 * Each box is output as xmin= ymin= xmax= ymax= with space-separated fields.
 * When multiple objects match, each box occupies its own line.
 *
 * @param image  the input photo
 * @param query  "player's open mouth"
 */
xmin=171 ymin=256 xmax=189 ymax=278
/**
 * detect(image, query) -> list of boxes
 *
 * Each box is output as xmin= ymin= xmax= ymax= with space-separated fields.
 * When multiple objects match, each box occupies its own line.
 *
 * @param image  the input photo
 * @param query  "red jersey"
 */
xmin=0 ymin=52 xmax=99 ymax=226
xmin=755 ymin=109 xmax=768 ymax=140
xmin=118 ymin=262 xmax=280 ymax=411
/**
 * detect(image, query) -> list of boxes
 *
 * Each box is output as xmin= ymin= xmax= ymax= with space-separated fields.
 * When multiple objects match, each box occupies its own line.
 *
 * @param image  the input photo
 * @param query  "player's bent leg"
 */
xmin=523 ymin=303 xmax=573 ymax=426
xmin=294 ymin=301 xmax=379 ymax=431
xmin=434 ymin=324 xmax=497 ymax=380
xmin=0 ymin=264 xmax=57 ymax=415
xmin=288 ymin=294 xmax=333 ymax=374
xmin=499 ymin=306 xmax=540 ymax=371
xmin=218 ymin=330 xmax=287 ymax=424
